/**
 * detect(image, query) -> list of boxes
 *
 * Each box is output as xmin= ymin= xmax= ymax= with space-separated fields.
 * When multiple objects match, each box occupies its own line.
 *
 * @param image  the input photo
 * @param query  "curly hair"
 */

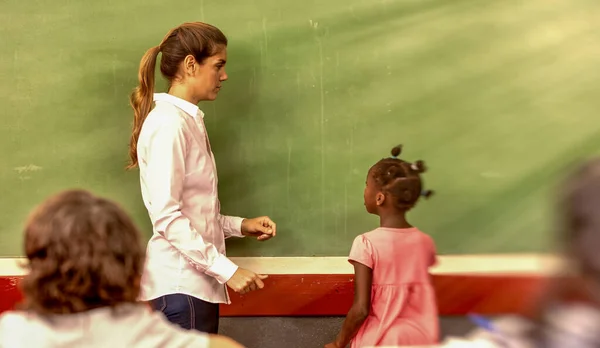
xmin=20 ymin=189 xmax=145 ymax=314
xmin=369 ymin=145 xmax=433 ymax=210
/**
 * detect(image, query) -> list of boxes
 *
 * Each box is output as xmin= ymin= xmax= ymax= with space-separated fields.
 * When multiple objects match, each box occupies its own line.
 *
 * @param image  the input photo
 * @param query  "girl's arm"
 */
xmin=327 ymin=261 xmax=373 ymax=348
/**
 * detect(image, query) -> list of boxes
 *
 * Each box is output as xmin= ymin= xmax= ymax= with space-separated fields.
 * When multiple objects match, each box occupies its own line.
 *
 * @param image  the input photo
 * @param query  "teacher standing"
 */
xmin=127 ymin=22 xmax=277 ymax=334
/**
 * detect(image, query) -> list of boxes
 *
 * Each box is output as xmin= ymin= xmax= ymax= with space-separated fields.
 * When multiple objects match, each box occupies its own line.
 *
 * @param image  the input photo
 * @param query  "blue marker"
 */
xmin=467 ymin=314 xmax=509 ymax=347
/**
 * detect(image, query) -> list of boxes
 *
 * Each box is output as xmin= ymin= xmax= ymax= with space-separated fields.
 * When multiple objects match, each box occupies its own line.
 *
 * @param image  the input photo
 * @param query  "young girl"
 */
xmin=0 ymin=189 xmax=243 ymax=348
xmin=129 ymin=22 xmax=277 ymax=333
xmin=326 ymin=145 xmax=438 ymax=348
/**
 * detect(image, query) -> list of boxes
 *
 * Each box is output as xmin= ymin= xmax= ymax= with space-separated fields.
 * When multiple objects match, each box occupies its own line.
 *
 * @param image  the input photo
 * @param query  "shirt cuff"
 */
xmin=205 ymin=254 xmax=239 ymax=284
xmin=230 ymin=216 xmax=245 ymax=238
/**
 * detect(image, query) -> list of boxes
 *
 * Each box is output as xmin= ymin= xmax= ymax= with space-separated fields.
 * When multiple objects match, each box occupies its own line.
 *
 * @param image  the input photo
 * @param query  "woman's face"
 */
xmin=192 ymin=46 xmax=228 ymax=102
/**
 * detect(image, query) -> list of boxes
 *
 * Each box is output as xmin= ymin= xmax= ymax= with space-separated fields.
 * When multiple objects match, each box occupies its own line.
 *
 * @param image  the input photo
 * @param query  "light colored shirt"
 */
xmin=137 ymin=93 xmax=244 ymax=304
xmin=0 ymin=305 xmax=210 ymax=348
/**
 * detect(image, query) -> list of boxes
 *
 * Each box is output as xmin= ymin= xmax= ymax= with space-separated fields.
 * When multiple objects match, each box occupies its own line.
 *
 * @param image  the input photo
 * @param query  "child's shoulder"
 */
xmin=404 ymin=227 xmax=436 ymax=243
xmin=351 ymin=228 xmax=393 ymax=247
xmin=414 ymin=227 xmax=435 ymax=239
xmin=0 ymin=310 xmax=33 ymax=342
xmin=353 ymin=228 xmax=383 ymax=243
xmin=0 ymin=310 xmax=30 ymax=327
xmin=360 ymin=227 xmax=436 ymax=249
xmin=361 ymin=228 xmax=379 ymax=237
xmin=362 ymin=226 xmax=431 ymax=237
xmin=349 ymin=230 xmax=376 ymax=251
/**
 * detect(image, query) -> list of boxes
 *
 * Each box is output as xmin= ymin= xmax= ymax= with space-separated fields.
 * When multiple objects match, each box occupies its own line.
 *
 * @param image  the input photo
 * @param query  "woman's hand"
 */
xmin=226 ymin=268 xmax=268 ymax=294
xmin=241 ymin=216 xmax=277 ymax=241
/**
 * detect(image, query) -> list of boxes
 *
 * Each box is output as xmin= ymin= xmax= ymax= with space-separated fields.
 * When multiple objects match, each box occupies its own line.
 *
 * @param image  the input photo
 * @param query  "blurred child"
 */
xmin=530 ymin=158 xmax=600 ymax=347
xmin=440 ymin=158 xmax=600 ymax=347
xmin=325 ymin=145 xmax=438 ymax=348
xmin=0 ymin=189 xmax=244 ymax=348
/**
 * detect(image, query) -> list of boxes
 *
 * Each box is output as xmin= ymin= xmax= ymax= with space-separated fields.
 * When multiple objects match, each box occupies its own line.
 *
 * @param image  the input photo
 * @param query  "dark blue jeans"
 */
xmin=150 ymin=293 xmax=219 ymax=334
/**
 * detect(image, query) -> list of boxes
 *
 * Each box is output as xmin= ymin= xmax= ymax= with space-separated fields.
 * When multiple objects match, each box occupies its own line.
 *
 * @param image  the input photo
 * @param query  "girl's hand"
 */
xmin=324 ymin=343 xmax=339 ymax=348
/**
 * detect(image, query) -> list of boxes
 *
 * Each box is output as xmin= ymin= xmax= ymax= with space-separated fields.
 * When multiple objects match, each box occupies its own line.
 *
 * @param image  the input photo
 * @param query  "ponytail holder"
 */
xmin=411 ymin=163 xmax=419 ymax=171
xmin=421 ymin=190 xmax=433 ymax=198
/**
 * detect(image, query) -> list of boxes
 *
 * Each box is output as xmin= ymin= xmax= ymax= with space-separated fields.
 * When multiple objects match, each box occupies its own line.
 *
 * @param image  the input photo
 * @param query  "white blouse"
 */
xmin=0 ymin=305 xmax=211 ymax=347
xmin=137 ymin=93 xmax=244 ymax=304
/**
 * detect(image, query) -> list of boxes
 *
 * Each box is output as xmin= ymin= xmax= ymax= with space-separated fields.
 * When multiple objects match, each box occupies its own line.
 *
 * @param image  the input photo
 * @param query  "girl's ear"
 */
xmin=376 ymin=192 xmax=386 ymax=206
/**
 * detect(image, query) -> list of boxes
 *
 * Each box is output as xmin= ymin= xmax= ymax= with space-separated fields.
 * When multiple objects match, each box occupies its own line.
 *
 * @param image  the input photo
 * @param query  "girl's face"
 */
xmin=364 ymin=170 xmax=383 ymax=214
xmin=190 ymin=46 xmax=228 ymax=102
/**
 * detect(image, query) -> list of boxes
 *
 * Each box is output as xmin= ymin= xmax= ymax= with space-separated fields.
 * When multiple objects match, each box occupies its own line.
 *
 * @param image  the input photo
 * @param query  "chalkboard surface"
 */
xmin=2 ymin=0 xmax=600 ymax=256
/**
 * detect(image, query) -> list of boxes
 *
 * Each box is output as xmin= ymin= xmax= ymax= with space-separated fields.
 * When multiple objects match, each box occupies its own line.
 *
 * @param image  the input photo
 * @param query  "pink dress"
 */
xmin=348 ymin=227 xmax=439 ymax=347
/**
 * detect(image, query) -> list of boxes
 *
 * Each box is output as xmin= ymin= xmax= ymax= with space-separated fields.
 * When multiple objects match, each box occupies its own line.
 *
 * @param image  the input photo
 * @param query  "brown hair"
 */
xmin=369 ymin=145 xmax=433 ymax=210
xmin=20 ymin=189 xmax=145 ymax=315
xmin=127 ymin=22 xmax=228 ymax=169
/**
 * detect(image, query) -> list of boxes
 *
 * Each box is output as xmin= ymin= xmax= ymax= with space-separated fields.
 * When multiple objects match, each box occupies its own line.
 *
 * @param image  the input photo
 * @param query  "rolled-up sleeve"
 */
xmin=144 ymin=119 xmax=238 ymax=284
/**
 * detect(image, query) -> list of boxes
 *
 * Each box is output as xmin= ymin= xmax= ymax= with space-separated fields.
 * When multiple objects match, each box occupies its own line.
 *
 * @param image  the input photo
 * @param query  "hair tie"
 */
xmin=421 ymin=190 xmax=433 ymax=198
xmin=411 ymin=163 xmax=419 ymax=171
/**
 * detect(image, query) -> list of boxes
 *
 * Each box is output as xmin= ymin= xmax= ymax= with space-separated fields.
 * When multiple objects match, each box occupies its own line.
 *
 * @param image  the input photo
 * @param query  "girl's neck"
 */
xmin=379 ymin=213 xmax=412 ymax=229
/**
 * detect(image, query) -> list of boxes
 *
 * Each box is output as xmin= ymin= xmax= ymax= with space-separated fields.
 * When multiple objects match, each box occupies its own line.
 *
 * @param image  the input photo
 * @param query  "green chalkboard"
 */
xmin=2 ymin=0 xmax=600 ymax=257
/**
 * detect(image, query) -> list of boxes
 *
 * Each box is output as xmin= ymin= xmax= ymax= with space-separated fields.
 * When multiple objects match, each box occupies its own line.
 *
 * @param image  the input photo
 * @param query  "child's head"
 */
xmin=521 ymin=159 xmax=600 ymax=344
xmin=560 ymin=159 xmax=600 ymax=277
xmin=128 ymin=22 xmax=228 ymax=168
xmin=364 ymin=145 xmax=433 ymax=215
xmin=20 ymin=189 xmax=145 ymax=315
